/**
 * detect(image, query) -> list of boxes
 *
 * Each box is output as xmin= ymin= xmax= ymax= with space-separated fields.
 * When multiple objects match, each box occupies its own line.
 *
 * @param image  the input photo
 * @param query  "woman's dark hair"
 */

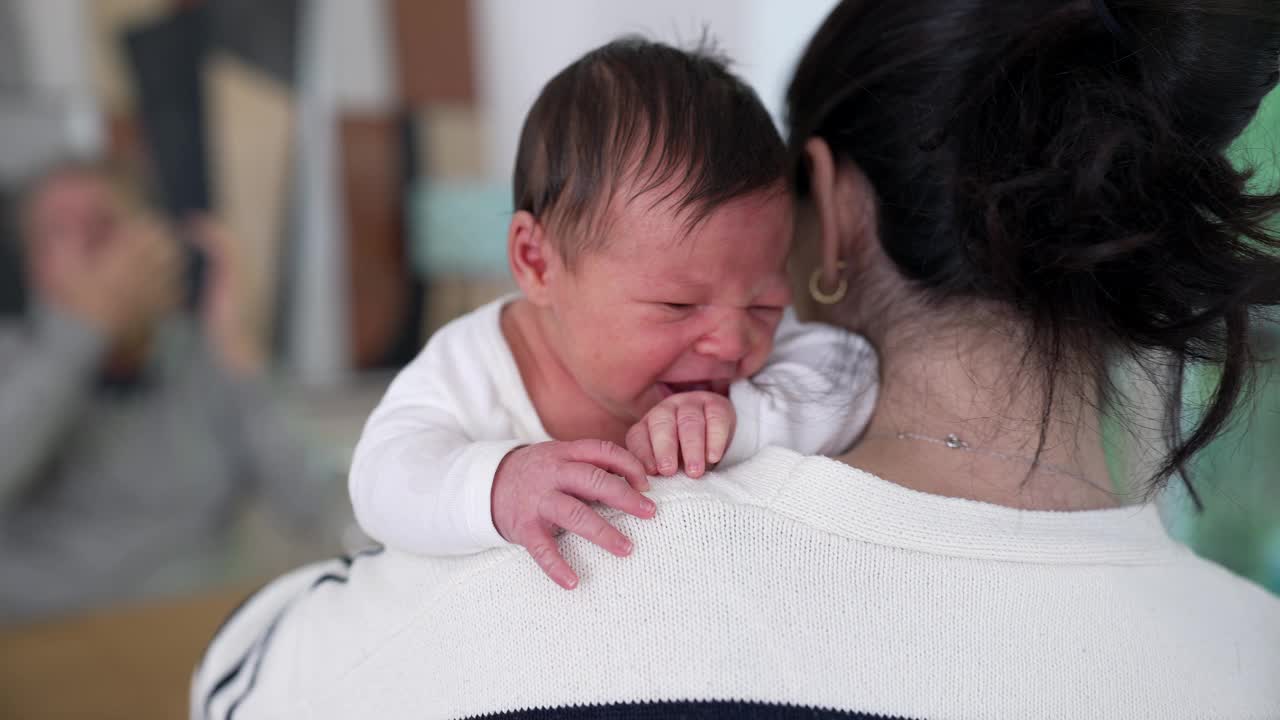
xmin=787 ymin=0 xmax=1280 ymax=497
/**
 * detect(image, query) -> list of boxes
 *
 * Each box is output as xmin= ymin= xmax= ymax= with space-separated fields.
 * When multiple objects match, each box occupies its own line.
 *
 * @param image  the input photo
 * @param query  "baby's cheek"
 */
xmin=739 ymin=337 xmax=775 ymax=379
xmin=626 ymin=334 xmax=682 ymax=379
xmin=747 ymin=311 xmax=789 ymax=374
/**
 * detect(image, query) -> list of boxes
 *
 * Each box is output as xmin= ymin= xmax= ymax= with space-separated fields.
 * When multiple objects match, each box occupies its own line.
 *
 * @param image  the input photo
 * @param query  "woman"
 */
xmin=787 ymin=0 xmax=1280 ymax=517
xmin=193 ymin=2 xmax=1280 ymax=718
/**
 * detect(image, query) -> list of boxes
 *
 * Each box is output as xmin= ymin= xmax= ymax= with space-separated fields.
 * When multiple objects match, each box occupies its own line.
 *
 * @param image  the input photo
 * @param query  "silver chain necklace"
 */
xmin=891 ymin=432 xmax=1091 ymax=483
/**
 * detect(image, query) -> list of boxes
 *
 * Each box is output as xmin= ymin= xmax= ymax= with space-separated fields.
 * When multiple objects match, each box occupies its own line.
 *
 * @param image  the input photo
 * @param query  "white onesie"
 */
xmin=349 ymin=296 xmax=878 ymax=555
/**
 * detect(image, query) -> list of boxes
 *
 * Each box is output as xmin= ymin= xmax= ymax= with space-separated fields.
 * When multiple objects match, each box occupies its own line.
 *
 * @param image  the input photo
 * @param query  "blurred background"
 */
xmin=0 ymin=1 xmax=841 ymax=716
xmin=0 ymin=1 xmax=1276 ymax=717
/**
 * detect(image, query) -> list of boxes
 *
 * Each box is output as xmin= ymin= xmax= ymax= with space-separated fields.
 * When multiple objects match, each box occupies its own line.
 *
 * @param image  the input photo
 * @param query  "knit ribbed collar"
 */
xmin=736 ymin=447 xmax=1181 ymax=565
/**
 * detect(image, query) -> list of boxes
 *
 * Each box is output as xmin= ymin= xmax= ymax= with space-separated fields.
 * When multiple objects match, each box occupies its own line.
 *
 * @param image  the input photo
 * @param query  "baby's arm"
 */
xmin=349 ymin=346 xmax=524 ymax=556
xmin=719 ymin=310 xmax=879 ymax=465
xmin=351 ymin=317 xmax=653 ymax=586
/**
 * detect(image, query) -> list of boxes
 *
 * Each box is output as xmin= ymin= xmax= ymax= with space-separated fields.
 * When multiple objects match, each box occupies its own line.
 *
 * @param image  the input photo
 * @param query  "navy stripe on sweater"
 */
xmin=464 ymin=701 xmax=916 ymax=719
xmin=201 ymin=546 xmax=386 ymax=718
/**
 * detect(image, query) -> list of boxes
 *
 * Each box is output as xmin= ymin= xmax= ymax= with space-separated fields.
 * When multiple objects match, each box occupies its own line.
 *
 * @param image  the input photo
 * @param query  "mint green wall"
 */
xmin=1179 ymin=89 xmax=1280 ymax=593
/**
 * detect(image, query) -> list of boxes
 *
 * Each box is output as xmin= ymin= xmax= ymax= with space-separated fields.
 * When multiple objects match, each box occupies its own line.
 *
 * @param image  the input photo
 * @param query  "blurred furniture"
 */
xmin=207 ymin=53 xmax=294 ymax=350
xmin=391 ymin=0 xmax=475 ymax=105
xmin=0 ymin=583 xmax=259 ymax=720
xmin=341 ymin=114 xmax=422 ymax=369
xmin=218 ymin=373 xmax=392 ymax=580
xmin=123 ymin=6 xmax=211 ymax=218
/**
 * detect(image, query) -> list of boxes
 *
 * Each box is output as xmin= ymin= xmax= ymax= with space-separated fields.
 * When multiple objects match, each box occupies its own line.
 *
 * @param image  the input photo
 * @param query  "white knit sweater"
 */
xmin=194 ymin=447 xmax=1280 ymax=720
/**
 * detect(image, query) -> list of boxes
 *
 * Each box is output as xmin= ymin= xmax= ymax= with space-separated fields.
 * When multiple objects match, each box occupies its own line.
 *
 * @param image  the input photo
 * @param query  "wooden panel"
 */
xmin=207 ymin=53 xmax=294 ymax=349
xmin=87 ymin=0 xmax=171 ymax=113
xmin=390 ymin=0 xmax=475 ymax=105
xmin=340 ymin=114 xmax=414 ymax=368
xmin=417 ymin=104 xmax=487 ymax=181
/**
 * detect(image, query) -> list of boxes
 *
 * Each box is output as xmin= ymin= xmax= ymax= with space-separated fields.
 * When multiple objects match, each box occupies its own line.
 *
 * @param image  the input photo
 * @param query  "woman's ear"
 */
xmin=804 ymin=138 xmax=846 ymax=291
xmin=507 ymin=210 xmax=559 ymax=306
xmin=804 ymin=138 xmax=878 ymax=284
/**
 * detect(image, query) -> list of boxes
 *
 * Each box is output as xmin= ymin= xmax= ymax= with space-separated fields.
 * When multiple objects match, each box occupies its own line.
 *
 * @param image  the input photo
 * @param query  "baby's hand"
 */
xmin=492 ymin=440 xmax=654 ymax=590
xmin=626 ymin=391 xmax=735 ymax=479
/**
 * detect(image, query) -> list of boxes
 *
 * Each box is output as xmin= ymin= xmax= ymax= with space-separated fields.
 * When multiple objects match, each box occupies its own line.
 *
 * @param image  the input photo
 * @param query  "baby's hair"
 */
xmin=513 ymin=35 xmax=788 ymax=265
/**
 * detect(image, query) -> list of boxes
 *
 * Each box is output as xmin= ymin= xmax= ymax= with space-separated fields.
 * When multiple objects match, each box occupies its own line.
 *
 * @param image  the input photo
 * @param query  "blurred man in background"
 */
xmin=0 ymin=161 xmax=336 ymax=623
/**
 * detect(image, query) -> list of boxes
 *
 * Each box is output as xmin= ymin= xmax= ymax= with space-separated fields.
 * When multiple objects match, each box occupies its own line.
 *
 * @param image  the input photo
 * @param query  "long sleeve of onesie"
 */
xmin=349 ymin=301 xmax=542 ymax=556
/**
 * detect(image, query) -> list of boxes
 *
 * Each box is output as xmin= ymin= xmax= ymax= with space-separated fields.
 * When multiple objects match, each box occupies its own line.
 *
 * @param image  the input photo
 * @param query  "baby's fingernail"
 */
xmin=688 ymin=463 xmax=702 ymax=475
xmin=642 ymin=499 xmax=656 ymax=514
xmin=619 ymin=539 xmax=633 ymax=555
xmin=708 ymin=452 xmax=721 ymax=463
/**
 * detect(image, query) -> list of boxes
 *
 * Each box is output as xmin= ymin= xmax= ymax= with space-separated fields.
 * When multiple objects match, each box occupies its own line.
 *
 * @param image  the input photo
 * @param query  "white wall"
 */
xmin=471 ymin=0 xmax=838 ymax=181
xmin=11 ymin=0 xmax=91 ymax=98
xmin=745 ymin=0 xmax=840 ymax=132
xmin=325 ymin=0 xmax=398 ymax=112
xmin=6 ymin=0 xmax=102 ymax=162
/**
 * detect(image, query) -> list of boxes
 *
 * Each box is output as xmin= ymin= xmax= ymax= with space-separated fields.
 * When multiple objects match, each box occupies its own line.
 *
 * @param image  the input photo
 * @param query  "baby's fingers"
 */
xmin=524 ymin=528 xmax=579 ymax=590
xmin=562 ymin=462 xmax=655 ymax=521
xmin=646 ymin=404 xmax=680 ymax=476
xmin=625 ymin=423 xmax=659 ymax=477
xmin=541 ymin=490 xmax=635 ymax=559
xmin=561 ymin=439 xmax=649 ymax=492
xmin=676 ymin=402 xmax=708 ymax=477
xmin=704 ymin=398 xmax=734 ymax=466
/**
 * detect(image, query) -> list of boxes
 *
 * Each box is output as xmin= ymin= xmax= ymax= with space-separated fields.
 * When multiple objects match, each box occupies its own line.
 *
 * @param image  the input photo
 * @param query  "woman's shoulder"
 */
xmin=1151 ymin=540 xmax=1280 ymax=627
xmin=196 ymin=448 xmax=1280 ymax=718
xmin=638 ymin=446 xmax=811 ymax=509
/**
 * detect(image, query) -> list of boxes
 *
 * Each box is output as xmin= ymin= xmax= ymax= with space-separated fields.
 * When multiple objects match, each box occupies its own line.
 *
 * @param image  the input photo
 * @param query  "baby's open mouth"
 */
xmin=661 ymin=380 xmax=731 ymax=396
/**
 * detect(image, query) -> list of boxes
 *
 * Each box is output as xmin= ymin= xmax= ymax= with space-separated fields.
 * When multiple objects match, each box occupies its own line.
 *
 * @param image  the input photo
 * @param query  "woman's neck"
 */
xmin=840 ymin=316 xmax=1123 ymax=511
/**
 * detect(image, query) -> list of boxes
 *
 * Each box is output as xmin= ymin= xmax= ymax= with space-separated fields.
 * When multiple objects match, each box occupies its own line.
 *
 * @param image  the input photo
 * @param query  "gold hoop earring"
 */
xmin=809 ymin=262 xmax=848 ymax=305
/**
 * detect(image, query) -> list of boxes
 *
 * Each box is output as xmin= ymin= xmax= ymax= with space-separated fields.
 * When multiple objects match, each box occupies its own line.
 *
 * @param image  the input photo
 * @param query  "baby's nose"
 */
xmin=694 ymin=315 xmax=754 ymax=363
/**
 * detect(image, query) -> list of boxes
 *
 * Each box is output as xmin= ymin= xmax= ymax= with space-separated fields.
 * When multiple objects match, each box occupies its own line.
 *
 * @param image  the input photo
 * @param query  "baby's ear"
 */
xmin=507 ymin=210 xmax=559 ymax=305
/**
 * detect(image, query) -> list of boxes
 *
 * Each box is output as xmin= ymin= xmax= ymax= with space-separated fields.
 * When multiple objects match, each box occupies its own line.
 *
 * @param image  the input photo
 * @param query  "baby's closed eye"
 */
xmin=652 ymin=301 xmax=700 ymax=319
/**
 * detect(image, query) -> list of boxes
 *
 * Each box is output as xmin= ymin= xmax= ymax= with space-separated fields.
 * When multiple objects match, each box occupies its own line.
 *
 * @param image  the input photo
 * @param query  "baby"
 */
xmin=350 ymin=38 xmax=877 ymax=589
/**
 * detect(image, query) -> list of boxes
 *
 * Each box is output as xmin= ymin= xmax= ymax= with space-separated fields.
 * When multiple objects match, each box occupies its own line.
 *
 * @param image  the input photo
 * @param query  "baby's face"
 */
xmin=544 ymin=187 xmax=794 ymax=424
